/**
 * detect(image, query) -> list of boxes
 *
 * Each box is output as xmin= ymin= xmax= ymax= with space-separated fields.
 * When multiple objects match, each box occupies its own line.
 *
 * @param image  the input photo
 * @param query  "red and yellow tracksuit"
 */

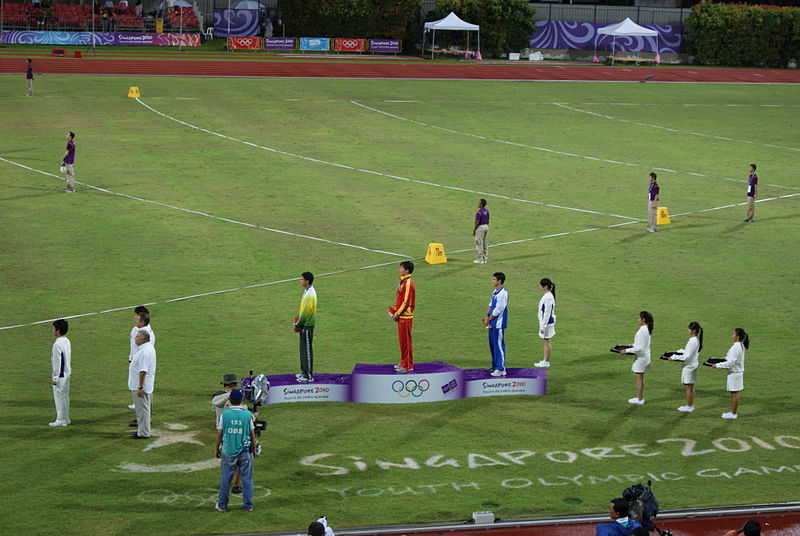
xmin=392 ymin=274 xmax=415 ymax=369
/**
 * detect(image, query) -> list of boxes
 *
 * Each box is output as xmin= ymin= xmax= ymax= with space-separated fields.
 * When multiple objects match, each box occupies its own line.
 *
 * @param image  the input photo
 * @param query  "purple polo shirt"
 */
xmin=747 ymin=173 xmax=758 ymax=197
xmin=649 ymin=181 xmax=659 ymax=201
xmin=26 ymin=63 xmax=33 ymax=80
xmin=475 ymin=208 xmax=489 ymax=226
xmin=64 ymin=140 xmax=75 ymax=164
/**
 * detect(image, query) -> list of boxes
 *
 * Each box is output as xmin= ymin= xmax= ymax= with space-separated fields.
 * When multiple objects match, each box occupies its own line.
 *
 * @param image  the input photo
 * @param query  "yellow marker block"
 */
xmin=127 ymin=86 xmax=141 ymax=98
xmin=424 ymin=243 xmax=447 ymax=264
xmin=657 ymin=206 xmax=671 ymax=225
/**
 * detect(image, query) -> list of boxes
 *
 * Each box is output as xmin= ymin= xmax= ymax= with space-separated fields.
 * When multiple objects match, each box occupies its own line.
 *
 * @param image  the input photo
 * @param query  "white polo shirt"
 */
xmin=129 ymin=324 xmax=155 ymax=361
xmin=129 ymin=341 xmax=157 ymax=394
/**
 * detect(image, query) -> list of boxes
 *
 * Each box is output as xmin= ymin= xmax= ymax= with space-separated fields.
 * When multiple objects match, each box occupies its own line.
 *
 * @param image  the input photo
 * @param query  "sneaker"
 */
xmin=677 ymin=406 xmax=694 ymax=413
xmin=490 ymin=369 xmax=507 ymax=377
xmin=393 ymin=364 xmax=404 ymax=370
xmin=243 ymin=507 xmax=253 ymax=512
xmin=64 ymin=188 xmax=74 ymax=193
xmin=296 ymin=375 xmax=313 ymax=383
xmin=48 ymin=421 xmax=67 ymax=427
xmin=627 ymin=398 xmax=645 ymax=405
xmin=534 ymin=360 xmax=550 ymax=368
xmin=395 ymin=366 xmax=413 ymax=373
xmin=721 ymin=412 xmax=738 ymax=419
xmin=231 ymin=486 xmax=242 ymax=495
xmin=215 ymin=503 xmax=227 ymax=512
xmin=473 ymin=259 xmax=482 ymax=264
xmin=295 ymin=373 xmax=304 ymax=379
xmin=127 ymin=404 xmax=135 ymax=410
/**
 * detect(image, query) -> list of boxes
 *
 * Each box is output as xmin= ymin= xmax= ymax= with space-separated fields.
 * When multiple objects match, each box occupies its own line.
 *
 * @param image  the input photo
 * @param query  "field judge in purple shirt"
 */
xmin=26 ymin=59 xmax=34 ymax=96
xmin=61 ymin=132 xmax=76 ymax=193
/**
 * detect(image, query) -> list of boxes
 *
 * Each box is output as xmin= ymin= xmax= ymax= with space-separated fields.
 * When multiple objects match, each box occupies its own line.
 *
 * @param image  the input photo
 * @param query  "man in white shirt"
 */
xmin=50 ymin=319 xmax=72 ymax=427
xmin=127 ymin=306 xmax=154 ymax=413
xmin=129 ymin=330 xmax=156 ymax=439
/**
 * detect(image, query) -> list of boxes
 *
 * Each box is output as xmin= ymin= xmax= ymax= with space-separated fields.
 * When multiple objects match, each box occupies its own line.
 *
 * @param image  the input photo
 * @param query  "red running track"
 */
xmin=2 ymin=56 xmax=800 ymax=83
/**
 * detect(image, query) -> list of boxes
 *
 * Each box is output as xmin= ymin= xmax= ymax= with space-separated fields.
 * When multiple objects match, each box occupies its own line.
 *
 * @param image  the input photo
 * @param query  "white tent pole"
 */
xmin=432 ymin=29 xmax=435 ymax=59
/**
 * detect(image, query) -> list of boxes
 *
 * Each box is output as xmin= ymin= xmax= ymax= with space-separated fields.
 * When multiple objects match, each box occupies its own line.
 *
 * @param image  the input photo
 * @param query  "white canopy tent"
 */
xmin=595 ymin=18 xmax=660 ymax=65
xmin=423 ymin=12 xmax=480 ymax=60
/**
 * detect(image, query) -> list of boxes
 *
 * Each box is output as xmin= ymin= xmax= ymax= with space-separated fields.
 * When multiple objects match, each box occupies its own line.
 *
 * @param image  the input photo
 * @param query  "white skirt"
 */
xmin=631 ymin=357 xmax=651 ymax=374
xmin=727 ymin=372 xmax=744 ymax=392
xmin=539 ymin=324 xmax=556 ymax=339
xmin=681 ymin=367 xmax=697 ymax=385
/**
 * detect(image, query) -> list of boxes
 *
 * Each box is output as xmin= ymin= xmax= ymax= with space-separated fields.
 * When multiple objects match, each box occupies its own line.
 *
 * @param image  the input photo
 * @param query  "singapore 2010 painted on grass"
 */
xmin=300 ymin=434 xmax=800 ymax=475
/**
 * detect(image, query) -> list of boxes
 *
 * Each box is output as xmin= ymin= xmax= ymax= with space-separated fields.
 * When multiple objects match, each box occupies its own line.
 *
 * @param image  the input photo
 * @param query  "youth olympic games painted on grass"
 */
xmin=0 ymin=70 xmax=798 ymax=536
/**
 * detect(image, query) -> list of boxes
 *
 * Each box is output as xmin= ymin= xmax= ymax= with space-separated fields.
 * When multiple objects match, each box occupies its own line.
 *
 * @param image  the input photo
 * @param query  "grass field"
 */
xmin=1 ymin=73 xmax=799 ymax=536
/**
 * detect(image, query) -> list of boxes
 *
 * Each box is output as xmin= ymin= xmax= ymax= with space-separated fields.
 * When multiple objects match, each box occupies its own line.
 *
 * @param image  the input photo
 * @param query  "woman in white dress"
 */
xmin=712 ymin=328 xmax=749 ymax=419
xmin=669 ymin=322 xmax=703 ymax=413
xmin=619 ymin=311 xmax=653 ymax=405
xmin=534 ymin=278 xmax=556 ymax=368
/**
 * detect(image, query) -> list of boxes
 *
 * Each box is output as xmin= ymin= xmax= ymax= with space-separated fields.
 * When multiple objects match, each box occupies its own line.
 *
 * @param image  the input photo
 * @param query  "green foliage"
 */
xmin=686 ymin=0 xmax=800 ymax=67
xmin=428 ymin=0 xmax=535 ymax=57
xmin=281 ymin=0 xmax=423 ymax=44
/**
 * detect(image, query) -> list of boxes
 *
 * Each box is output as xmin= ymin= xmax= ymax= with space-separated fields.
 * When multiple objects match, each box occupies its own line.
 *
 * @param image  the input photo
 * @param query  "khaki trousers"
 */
xmin=746 ymin=196 xmax=755 ymax=220
xmin=64 ymin=164 xmax=75 ymax=189
xmin=134 ymin=391 xmax=152 ymax=437
xmin=474 ymin=224 xmax=489 ymax=261
xmin=648 ymin=202 xmax=657 ymax=231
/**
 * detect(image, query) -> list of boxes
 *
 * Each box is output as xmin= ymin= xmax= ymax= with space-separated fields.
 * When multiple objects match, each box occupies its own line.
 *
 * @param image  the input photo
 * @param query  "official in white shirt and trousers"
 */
xmin=50 ymin=319 xmax=72 ymax=427
xmin=128 ymin=307 xmax=154 ymax=411
xmin=129 ymin=330 xmax=157 ymax=439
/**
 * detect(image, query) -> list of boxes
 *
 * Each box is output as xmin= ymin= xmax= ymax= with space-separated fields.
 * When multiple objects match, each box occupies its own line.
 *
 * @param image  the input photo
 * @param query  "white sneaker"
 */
xmin=627 ymin=398 xmax=645 ymax=405
xmin=721 ymin=412 xmax=738 ymax=419
xmin=48 ymin=421 xmax=68 ymax=427
xmin=473 ymin=259 xmax=482 ymax=264
xmin=677 ymin=406 xmax=694 ymax=413
xmin=534 ymin=360 xmax=550 ymax=368
xmin=490 ymin=369 xmax=507 ymax=377
xmin=127 ymin=404 xmax=136 ymax=409
xmin=214 ymin=503 xmax=227 ymax=512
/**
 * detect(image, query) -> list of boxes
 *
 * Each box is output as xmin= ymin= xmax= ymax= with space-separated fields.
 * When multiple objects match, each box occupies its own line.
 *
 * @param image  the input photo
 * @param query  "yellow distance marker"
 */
xmin=127 ymin=86 xmax=141 ymax=98
xmin=424 ymin=243 xmax=447 ymax=264
xmin=657 ymin=206 xmax=671 ymax=225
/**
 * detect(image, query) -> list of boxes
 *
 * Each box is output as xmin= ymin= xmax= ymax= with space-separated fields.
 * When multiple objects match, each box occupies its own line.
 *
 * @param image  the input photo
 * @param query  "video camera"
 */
xmin=241 ymin=371 xmax=270 ymax=455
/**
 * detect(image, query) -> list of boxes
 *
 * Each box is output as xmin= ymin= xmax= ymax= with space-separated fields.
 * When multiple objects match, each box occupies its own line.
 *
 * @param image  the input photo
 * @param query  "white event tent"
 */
xmin=595 ymin=18 xmax=660 ymax=64
xmin=423 ymin=12 xmax=480 ymax=60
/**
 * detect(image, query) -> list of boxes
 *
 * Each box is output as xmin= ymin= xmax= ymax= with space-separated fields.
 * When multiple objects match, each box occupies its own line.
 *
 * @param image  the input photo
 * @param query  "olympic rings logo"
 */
xmin=138 ymin=486 xmax=271 ymax=507
xmin=342 ymin=39 xmax=358 ymax=48
xmin=391 ymin=379 xmax=430 ymax=398
xmin=234 ymin=37 xmax=253 ymax=46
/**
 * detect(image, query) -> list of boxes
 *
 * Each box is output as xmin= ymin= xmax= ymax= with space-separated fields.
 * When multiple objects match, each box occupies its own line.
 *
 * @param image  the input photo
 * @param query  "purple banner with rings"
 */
xmin=529 ymin=20 xmax=683 ymax=54
xmin=1 ymin=30 xmax=199 ymax=46
xmin=213 ymin=9 xmax=259 ymax=37
xmin=264 ymin=37 xmax=296 ymax=50
xmin=369 ymin=39 xmax=401 ymax=53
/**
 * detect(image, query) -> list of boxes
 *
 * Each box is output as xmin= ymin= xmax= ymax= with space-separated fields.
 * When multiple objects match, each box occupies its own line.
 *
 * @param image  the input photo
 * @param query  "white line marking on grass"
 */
xmin=135 ymin=98 xmax=639 ymax=221
xmin=351 ymin=101 xmax=800 ymax=191
xmin=554 ymin=102 xmax=800 ymax=153
xmin=0 ymin=156 xmax=411 ymax=259
xmin=3 ymin=194 xmax=798 ymax=333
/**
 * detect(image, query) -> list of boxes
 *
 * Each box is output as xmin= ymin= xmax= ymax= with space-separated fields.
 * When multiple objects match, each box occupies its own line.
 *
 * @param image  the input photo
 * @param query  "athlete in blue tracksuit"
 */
xmin=482 ymin=272 xmax=509 ymax=376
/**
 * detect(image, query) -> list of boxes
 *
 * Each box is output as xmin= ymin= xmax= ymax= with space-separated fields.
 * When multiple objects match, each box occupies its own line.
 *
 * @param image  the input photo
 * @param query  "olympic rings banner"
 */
xmin=263 ymin=362 xmax=546 ymax=405
xmin=334 ymin=38 xmax=366 ymax=52
xmin=228 ymin=36 xmax=262 ymax=50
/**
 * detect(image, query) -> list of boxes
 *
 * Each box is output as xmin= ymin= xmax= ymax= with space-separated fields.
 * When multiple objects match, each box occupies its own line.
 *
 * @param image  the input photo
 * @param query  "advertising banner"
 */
xmin=213 ymin=9 xmax=259 ymax=38
xmin=1 ymin=30 xmax=200 ymax=46
xmin=228 ymin=36 xmax=262 ymax=50
xmin=264 ymin=37 xmax=296 ymax=51
xmin=265 ymin=374 xmax=351 ymax=404
xmin=369 ymin=39 xmax=401 ymax=53
xmin=463 ymin=368 xmax=547 ymax=398
xmin=333 ymin=38 xmax=366 ymax=52
xmin=299 ymin=37 xmax=330 ymax=52
xmin=529 ymin=21 xmax=683 ymax=54
xmin=351 ymin=362 xmax=464 ymax=404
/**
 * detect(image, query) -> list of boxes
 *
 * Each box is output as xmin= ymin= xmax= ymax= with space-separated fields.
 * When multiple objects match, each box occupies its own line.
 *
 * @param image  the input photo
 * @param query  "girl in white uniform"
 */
xmin=620 ymin=311 xmax=653 ymax=405
xmin=712 ymin=327 xmax=749 ymax=419
xmin=669 ymin=322 xmax=703 ymax=413
xmin=535 ymin=278 xmax=556 ymax=368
